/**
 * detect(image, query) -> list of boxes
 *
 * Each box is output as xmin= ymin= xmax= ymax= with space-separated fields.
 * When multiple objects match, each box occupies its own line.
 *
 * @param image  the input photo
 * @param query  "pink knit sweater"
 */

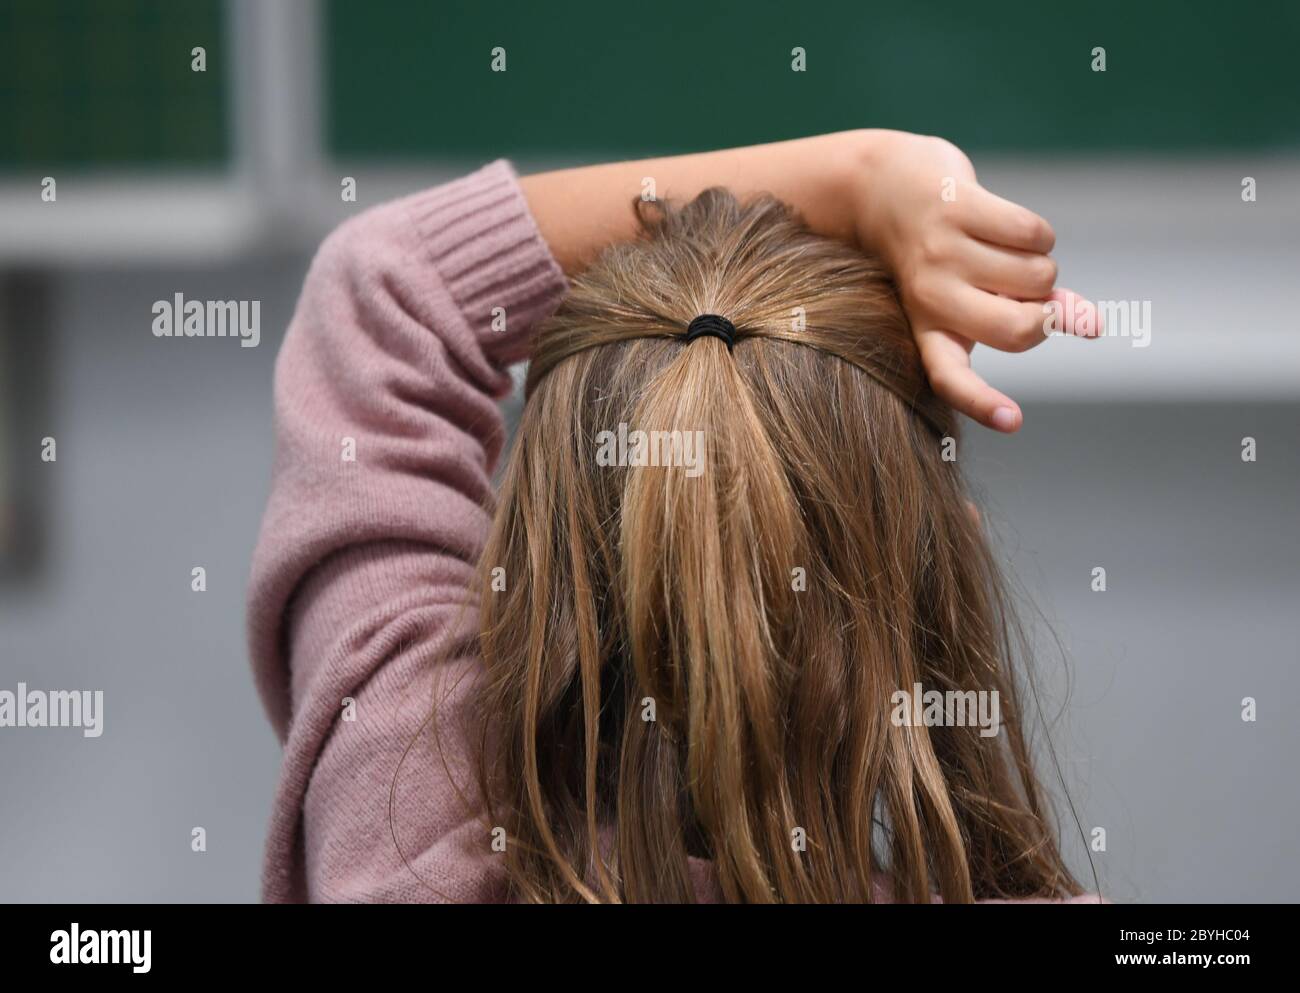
xmin=248 ymin=160 xmax=1100 ymax=904
xmin=248 ymin=161 xmax=568 ymax=902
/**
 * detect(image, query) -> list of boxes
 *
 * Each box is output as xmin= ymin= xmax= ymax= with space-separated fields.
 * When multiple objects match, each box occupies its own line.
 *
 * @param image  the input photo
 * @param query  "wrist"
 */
xmin=839 ymin=129 xmax=896 ymax=256
xmin=786 ymin=130 xmax=880 ymax=248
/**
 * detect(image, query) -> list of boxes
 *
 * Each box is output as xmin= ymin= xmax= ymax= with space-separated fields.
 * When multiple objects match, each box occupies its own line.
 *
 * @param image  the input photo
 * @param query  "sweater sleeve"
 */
xmin=246 ymin=160 xmax=568 ymax=902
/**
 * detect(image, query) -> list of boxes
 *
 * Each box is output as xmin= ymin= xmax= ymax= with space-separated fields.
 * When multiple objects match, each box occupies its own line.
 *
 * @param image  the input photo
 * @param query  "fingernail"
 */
xmin=991 ymin=407 xmax=1019 ymax=431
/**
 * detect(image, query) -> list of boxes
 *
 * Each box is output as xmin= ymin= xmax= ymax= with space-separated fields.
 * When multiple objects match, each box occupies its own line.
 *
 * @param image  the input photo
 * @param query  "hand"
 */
xmin=851 ymin=131 xmax=1099 ymax=432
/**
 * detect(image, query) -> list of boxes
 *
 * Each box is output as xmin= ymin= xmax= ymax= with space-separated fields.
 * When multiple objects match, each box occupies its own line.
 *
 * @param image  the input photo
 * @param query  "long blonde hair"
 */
xmin=462 ymin=189 xmax=1081 ymax=902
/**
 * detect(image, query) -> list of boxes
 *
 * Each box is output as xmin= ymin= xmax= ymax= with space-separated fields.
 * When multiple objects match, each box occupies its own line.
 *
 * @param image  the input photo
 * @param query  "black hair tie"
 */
xmin=683 ymin=314 xmax=736 ymax=351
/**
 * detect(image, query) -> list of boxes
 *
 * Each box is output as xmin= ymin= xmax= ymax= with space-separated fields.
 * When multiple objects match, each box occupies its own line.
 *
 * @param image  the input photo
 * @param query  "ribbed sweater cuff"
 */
xmin=405 ymin=159 xmax=569 ymax=368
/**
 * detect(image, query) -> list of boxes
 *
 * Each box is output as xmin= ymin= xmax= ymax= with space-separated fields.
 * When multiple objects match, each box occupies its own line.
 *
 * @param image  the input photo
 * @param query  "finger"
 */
xmin=916 ymin=327 xmax=1022 ymax=433
xmin=960 ymin=239 xmax=1058 ymax=300
xmin=945 ymin=284 xmax=1050 ymax=353
xmin=1044 ymin=287 xmax=1105 ymax=338
xmin=958 ymin=187 xmax=1056 ymax=254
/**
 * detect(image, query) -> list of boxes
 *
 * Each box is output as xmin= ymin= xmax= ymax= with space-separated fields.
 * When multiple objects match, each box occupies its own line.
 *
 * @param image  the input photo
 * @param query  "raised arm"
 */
xmin=248 ymin=161 xmax=568 ymax=901
xmin=522 ymin=129 xmax=1097 ymax=433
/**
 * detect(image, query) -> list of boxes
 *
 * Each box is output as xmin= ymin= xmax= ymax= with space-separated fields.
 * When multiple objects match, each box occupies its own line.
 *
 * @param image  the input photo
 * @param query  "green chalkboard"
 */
xmin=0 ymin=0 xmax=228 ymax=170
xmin=326 ymin=0 xmax=1300 ymax=161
